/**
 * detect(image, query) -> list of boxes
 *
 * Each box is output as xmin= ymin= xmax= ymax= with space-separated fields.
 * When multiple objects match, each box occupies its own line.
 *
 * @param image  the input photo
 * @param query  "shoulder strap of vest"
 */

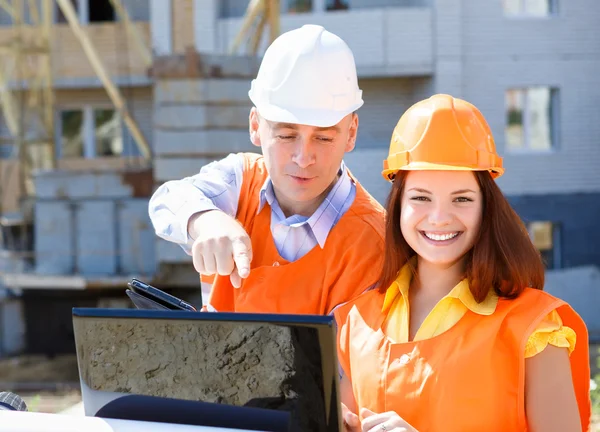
xmin=236 ymin=152 xmax=268 ymax=228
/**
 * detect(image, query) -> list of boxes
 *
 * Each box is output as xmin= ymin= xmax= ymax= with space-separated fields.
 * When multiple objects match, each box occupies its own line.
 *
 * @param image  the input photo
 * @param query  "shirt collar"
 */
xmin=257 ymin=162 xmax=353 ymax=248
xmin=382 ymin=258 xmax=498 ymax=315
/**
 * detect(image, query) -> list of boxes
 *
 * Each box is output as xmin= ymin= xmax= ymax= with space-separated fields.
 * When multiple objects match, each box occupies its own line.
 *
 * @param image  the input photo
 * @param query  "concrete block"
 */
xmin=73 ymin=315 xmax=337 ymax=431
xmin=197 ymin=53 xmax=261 ymax=78
xmin=545 ymin=266 xmax=600 ymax=341
xmin=154 ymin=105 xmax=250 ymax=129
xmin=75 ymin=201 xmax=117 ymax=276
xmin=35 ymin=201 xmax=74 ymax=275
xmin=151 ymin=52 xmax=261 ymax=79
xmin=155 ymin=238 xmax=191 ymax=263
xmin=154 ymin=79 xmax=251 ymax=105
xmin=343 ymin=149 xmax=391 ymax=205
xmin=153 ymin=130 xmax=252 ymax=156
xmin=117 ymin=199 xmax=157 ymax=276
xmin=154 ymin=156 xmax=223 ymax=182
xmin=385 ymin=8 xmax=433 ymax=70
xmin=34 ymin=171 xmax=133 ymax=199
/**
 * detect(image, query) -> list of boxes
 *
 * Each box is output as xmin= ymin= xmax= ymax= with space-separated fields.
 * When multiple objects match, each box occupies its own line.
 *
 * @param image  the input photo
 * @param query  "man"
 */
xmin=149 ymin=25 xmax=385 ymax=314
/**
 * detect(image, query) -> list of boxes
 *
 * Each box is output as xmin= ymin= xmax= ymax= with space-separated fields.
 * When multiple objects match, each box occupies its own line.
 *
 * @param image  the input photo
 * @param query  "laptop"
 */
xmin=72 ymin=308 xmax=343 ymax=432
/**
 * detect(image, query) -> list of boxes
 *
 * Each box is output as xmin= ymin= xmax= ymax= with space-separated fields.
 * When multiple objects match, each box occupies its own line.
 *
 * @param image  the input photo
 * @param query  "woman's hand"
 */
xmin=342 ymin=402 xmax=361 ymax=432
xmin=360 ymin=408 xmax=418 ymax=432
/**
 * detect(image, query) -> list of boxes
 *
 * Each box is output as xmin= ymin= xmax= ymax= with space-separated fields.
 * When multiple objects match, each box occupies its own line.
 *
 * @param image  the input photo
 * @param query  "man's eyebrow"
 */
xmin=272 ymin=123 xmax=298 ymax=130
xmin=315 ymin=125 xmax=341 ymax=133
xmin=270 ymin=123 xmax=341 ymax=133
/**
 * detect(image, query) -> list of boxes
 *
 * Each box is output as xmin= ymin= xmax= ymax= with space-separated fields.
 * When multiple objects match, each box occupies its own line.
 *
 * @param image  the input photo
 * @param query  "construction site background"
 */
xmin=0 ymin=0 xmax=598 ymax=425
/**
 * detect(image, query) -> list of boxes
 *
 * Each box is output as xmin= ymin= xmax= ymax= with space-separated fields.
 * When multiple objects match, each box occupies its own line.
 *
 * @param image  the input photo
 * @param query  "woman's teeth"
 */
xmin=424 ymin=232 xmax=459 ymax=241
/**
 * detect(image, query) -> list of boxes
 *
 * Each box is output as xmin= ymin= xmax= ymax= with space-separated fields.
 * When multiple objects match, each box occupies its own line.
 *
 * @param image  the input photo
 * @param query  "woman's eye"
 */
xmin=410 ymin=196 xmax=430 ymax=202
xmin=455 ymin=197 xmax=473 ymax=203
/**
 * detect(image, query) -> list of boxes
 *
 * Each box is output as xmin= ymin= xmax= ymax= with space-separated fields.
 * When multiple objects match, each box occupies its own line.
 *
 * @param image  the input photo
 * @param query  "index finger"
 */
xmin=231 ymin=237 xmax=252 ymax=278
xmin=359 ymin=410 xmax=385 ymax=431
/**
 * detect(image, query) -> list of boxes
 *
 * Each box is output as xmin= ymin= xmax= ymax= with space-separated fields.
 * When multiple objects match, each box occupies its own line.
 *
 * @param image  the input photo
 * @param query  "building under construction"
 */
xmin=0 ymin=0 xmax=599 ymax=357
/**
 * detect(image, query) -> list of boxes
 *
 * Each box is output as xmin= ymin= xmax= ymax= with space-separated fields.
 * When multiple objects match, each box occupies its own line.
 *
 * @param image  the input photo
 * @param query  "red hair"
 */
xmin=378 ymin=170 xmax=545 ymax=302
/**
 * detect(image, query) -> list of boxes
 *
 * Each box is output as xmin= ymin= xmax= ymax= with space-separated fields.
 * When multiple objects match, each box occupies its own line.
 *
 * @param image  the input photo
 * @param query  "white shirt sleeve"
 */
xmin=148 ymin=153 xmax=245 ymax=255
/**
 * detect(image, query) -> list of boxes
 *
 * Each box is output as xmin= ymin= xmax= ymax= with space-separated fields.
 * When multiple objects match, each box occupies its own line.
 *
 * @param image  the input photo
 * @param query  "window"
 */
xmin=57 ymin=107 xmax=123 ymax=159
xmin=88 ymin=0 xmax=115 ymax=22
xmin=94 ymin=109 xmax=123 ymax=156
xmin=326 ymin=0 xmax=349 ymax=11
xmin=287 ymin=0 xmax=313 ymax=13
xmin=505 ymin=87 xmax=557 ymax=152
xmin=503 ymin=0 xmax=557 ymax=16
xmin=56 ymin=0 xmax=149 ymax=24
xmin=59 ymin=109 xmax=84 ymax=158
xmin=527 ymin=221 xmax=560 ymax=269
xmin=56 ymin=0 xmax=79 ymax=24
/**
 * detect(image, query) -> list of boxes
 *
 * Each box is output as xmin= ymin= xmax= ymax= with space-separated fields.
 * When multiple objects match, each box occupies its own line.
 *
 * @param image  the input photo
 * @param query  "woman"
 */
xmin=335 ymin=94 xmax=591 ymax=432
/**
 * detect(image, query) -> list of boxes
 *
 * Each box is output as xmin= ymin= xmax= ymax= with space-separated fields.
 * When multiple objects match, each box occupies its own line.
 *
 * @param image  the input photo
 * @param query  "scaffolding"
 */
xmin=0 ymin=0 xmax=55 ymax=205
xmin=230 ymin=0 xmax=281 ymax=55
xmin=0 ymin=0 xmax=154 ymax=217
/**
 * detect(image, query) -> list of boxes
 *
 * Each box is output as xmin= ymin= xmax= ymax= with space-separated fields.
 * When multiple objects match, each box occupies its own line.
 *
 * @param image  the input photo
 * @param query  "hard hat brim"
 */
xmin=382 ymin=161 xmax=504 ymax=181
xmin=254 ymin=101 xmax=363 ymax=128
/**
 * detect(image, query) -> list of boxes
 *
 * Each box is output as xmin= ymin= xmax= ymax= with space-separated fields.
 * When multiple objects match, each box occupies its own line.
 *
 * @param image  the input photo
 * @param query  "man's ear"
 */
xmin=345 ymin=113 xmax=359 ymax=153
xmin=249 ymin=108 xmax=261 ymax=147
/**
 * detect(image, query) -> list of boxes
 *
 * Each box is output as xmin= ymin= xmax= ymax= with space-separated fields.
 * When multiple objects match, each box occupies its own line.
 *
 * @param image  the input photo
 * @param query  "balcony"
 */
xmin=216 ymin=2 xmax=433 ymax=77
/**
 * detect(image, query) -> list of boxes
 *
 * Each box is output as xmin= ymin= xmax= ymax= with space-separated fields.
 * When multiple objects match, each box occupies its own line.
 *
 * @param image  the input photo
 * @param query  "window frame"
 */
xmin=504 ymin=86 xmax=559 ymax=154
xmin=55 ymin=105 xmax=124 ymax=159
xmin=503 ymin=0 xmax=559 ymax=18
xmin=526 ymin=221 xmax=562 ymax=270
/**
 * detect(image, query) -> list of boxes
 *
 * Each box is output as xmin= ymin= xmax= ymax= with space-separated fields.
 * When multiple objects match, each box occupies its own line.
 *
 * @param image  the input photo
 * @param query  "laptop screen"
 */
xmin=72 ymin=308 xmax=342 ymax=432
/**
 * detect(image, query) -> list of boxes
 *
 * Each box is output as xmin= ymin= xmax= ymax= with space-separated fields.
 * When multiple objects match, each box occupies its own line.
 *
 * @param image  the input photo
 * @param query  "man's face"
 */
xmin=249 ymin=108 xmax=358 ymax=217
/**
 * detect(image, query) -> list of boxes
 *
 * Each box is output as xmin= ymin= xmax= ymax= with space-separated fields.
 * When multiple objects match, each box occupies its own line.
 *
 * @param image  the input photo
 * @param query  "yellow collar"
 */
xmin=382 ymin=261 xmax=498 ymax=315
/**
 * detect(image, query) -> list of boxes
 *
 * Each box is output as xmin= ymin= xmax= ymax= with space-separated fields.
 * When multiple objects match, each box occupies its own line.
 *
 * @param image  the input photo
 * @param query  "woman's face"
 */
xmin=400 ymin=170 xmax=483 ymax=268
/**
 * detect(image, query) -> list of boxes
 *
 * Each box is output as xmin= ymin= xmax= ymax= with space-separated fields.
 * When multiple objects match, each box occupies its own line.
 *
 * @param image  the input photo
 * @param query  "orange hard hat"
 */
xmin=382 ymin=94 xmax=504 ymax=181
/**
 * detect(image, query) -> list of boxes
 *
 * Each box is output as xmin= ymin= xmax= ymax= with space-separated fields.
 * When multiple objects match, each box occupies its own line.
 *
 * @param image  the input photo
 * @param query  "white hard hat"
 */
xmin=249 ymin=24 xmax=363 ymax=127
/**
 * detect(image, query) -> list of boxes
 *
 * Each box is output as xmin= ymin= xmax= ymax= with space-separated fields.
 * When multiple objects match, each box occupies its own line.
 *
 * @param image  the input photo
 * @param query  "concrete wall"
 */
xmin=455 ymin=0 xmax=600 ymax=195
xmin=355 ymin=77 xmax=431 ymax=149
xmin=219 ymin=0 xmax=431 ymax=18
xmin=544 ymin=266 xmax=600 ymax=342
xmin=152 ymin=78 xmax=255 ymax=183
xmin=343 ymin=77 xmax=432 ymax=205
xmin=212 ymin=6 xmax=434 ymax=77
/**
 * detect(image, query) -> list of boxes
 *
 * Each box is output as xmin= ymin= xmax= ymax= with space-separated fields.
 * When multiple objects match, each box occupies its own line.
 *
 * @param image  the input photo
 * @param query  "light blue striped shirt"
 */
xmin=149 ymin=153 xmax=357 ymax=261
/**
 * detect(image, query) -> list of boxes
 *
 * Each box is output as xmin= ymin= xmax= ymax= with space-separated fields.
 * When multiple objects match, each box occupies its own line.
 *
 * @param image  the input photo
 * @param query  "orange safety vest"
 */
xmin=334 ymin=287 xmax=591 ymax=431
xmin=205 ymin=153 xmax=386 ymax=314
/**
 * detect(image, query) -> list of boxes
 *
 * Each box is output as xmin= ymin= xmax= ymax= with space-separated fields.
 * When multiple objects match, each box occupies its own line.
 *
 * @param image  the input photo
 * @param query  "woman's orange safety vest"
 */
xmin=335 ymin=287 xmax=591 ymax=431
xmin=206 ymin=153 xmax=386 ymax=314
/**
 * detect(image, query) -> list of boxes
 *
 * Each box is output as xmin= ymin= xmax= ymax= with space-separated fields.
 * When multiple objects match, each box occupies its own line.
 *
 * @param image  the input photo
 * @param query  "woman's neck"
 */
xmin=413 ymin=257 xmax=466 ymax=300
